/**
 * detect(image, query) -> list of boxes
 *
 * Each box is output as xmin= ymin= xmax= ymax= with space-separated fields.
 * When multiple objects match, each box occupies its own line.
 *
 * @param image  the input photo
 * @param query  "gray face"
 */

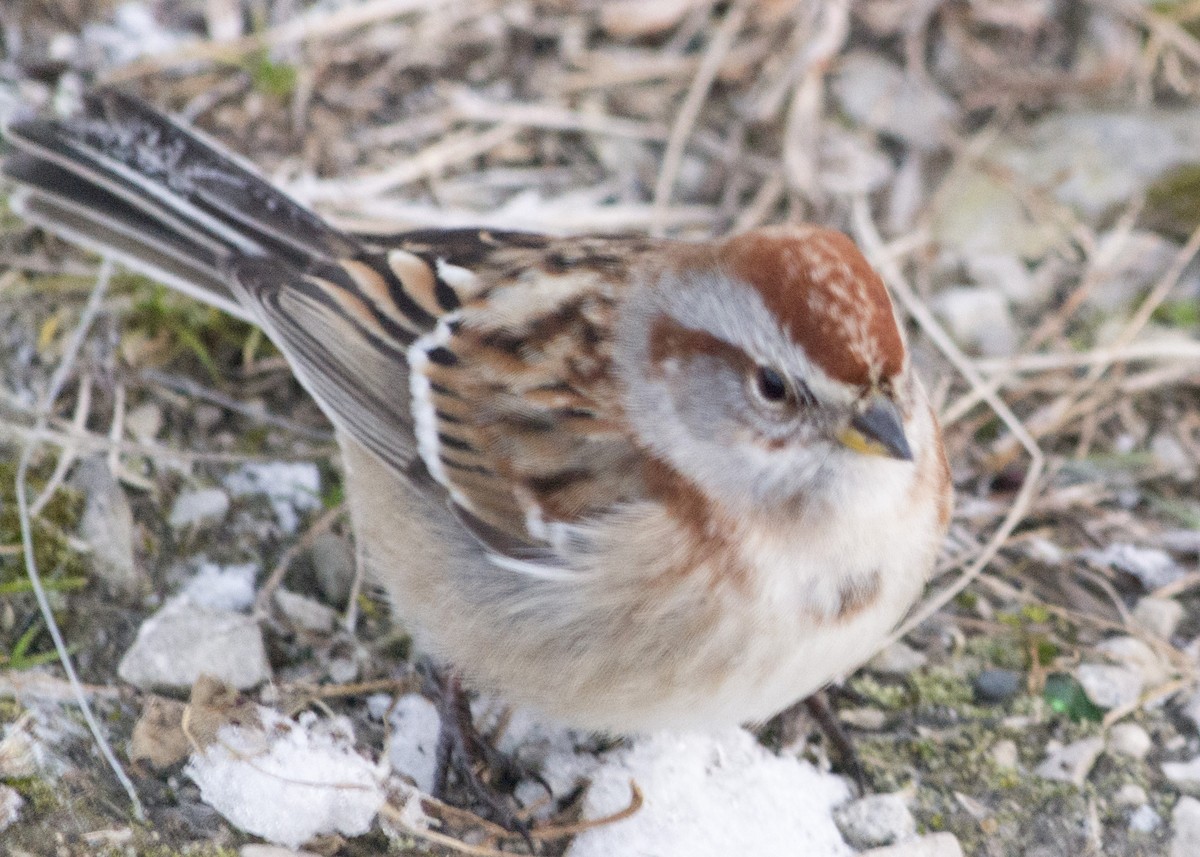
xmin=617 ymin=267 xmax=873 ymax=511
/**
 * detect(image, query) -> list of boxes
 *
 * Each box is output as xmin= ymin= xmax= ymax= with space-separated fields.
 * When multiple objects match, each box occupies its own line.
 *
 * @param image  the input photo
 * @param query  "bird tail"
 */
xmin=2 ymin=87 xmax=358 ymax=322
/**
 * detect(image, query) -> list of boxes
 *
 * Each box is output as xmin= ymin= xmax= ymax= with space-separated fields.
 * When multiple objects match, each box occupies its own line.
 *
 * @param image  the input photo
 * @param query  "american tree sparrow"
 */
xmin=4 ymin=89 xmax=952 ymax=732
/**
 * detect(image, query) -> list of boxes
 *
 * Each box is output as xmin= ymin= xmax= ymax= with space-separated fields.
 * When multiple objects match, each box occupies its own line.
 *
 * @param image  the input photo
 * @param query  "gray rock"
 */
xmin=118 ymin=598 xmax=271 ymax=690
xmin=1097 ymin=636 xmax=1169 ymax=687
xmin=839 ymin=708 xmax=888 ymax=730
xmin=1115 ymin=784 xmax=1148 ymax=807
xmin=973 ymin=669 xmax=1022 ymax=705
xmin=73 ymin=458 xmax=142 ymax=595
xmin=1178 ymin=688 xmax=1200 ymax=734
xmin=1087 ymin=230 xmax=1184 ymax=313
xmin=817 ymin=126 xmax=894 ymax=195
xmin=1004 ymin=109 xmax=1200 ymax=218
xmin=834 ymin=793 xmax=917 ymax=849
xmin=1151 ymin=432 xmax=1198 ymax=482
xmin=858 ymin=832 xmax=964 ymax=857
xmin=932 ymin=168 xmax=1061 ymax=260
xmin=1129 ymin=804 xmax=1161 ymax=833
xmin=1083 ymin=543 xmax=1184 ymax=590
xmin=311 ymin=533 xmax=356 ymax=606
xmin=0 ymin=784 xmax=22 ymax=832
xmin=274 ymin=589 xmax=337 ymax=634
xmin=932 ymin=287 xmax=1017 ymax=357
xmin=1162 ymin=530 xmax=1200 ymax=554
xmin=169 ymin=488 xmax=230 ymax=530
xmin=990 ymin=740 xmax=1019 ymax=771
xmin=1108 ymin=723 xmax=1152 ymax=761
xmin=1163 ymin=757 xmax=1200 ymax=795
xmin=124 ymin=401 xmax=163 ymax=443
xmin=1035 ymin=737 xmax=1104 ymax=786
xmin=1173 ymin=796 xmax=1200 ymax=857
xmin=869 ymin=642 xmax=927 ymax=676
xmin=1134 ymin=597 xmax=1184 ymax=640
xmin=964 ymin=252 xmax=1043 ymax=306
xmin=832 ymin=52 xmax=958 ymax=151
xmin=1076 ymin=664 xmax=1143 ymax=711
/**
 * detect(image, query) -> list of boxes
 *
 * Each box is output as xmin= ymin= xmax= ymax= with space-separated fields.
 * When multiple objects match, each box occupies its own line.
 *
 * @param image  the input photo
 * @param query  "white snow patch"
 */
xmin=187 ymin=709 xmax=385 ymax=849
xmin=181 ymin=561 xmax=259 ymax=612
xmin=386 ymin=694 xmax=441 ymax=794
xmin=562 ymin=729 xmax=853 ymax=857
xmin=224 ymin=462 xmax=322 ymax=533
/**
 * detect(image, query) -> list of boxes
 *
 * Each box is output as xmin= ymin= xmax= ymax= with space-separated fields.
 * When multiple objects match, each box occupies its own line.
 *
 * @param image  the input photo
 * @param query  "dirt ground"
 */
xmin=2 ymin=1 xmax=1200 ymax=855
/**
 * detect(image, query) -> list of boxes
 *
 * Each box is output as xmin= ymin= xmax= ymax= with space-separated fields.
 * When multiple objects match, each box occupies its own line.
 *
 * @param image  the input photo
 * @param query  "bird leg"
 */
xmin=430 ymin=670 xmax=537 ymax=844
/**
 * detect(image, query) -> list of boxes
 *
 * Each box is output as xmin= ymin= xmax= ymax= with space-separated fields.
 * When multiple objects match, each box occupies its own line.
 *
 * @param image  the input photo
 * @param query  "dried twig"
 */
xmin=14 ymin=258 xmax=145 ymax=821
xmin=851 ymin=198 xmax=1046 ymax=645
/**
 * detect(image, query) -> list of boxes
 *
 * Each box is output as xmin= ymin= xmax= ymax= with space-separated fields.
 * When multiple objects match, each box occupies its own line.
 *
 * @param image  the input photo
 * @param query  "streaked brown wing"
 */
xmin=4 ymin=88 xmax=654 ymax=556
xmin=404 ymin=237 xmax=653 ymax=548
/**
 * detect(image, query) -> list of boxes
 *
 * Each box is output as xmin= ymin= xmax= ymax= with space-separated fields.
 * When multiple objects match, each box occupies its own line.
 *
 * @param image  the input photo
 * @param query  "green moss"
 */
xmin=0 ymin=698 xmax=24 ymax=723
xmin=1153 ymin=299 xmax=1200 ymax=329
xmin=0 ymin=458 xmax=87 ymax=589
xmin=0 ymin=456 xmax=88 ymax=668
xmin=909 ymin=666 xmax=974 ymax=708
xmin=1143 ymin=163 xmax=1200 ymax=239
xmin=849 ymin=674 xmax=909 ymax=710
xmin=244 ymin=50 xmax=299 ymax=99
xmin=6 ymin=776 xmax=61 ymax=814
xmin=124 ymin=846 xmax=241 ymax=857
xmin=964 ymin=634 xmax=1026 ymax=671
xmin=121 ymin=276 xmax=268 ymax=381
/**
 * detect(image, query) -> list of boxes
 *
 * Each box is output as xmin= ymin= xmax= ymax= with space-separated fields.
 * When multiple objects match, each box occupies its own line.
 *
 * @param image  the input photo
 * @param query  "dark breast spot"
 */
xmin=835 ymin=571 xmax=882 ymax=621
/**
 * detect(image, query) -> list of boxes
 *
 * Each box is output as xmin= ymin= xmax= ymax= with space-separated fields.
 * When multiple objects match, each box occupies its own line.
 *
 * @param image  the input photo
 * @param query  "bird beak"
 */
xmin=837 ymin=397 xmax=913 ymax=461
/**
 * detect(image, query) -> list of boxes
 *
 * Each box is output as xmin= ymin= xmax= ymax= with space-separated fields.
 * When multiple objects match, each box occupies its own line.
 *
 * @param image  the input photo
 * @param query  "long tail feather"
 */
xmin=2 ymin=88 xmax=357 ymax=319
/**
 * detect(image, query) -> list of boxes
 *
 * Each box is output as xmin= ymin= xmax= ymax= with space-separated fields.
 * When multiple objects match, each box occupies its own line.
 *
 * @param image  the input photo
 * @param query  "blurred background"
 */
xmin=1 ymin=2 xmax=1199 ymax=855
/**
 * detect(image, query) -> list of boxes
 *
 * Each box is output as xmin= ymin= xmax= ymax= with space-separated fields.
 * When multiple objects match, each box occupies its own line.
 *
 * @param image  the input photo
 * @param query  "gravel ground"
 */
xmin=2 ymin=1 xmax=1200 ymax=855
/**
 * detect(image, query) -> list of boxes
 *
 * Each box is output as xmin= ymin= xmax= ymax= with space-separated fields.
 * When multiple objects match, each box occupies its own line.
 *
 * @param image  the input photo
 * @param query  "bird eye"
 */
xmin=751 ymin=366 xmax=792 ymax=406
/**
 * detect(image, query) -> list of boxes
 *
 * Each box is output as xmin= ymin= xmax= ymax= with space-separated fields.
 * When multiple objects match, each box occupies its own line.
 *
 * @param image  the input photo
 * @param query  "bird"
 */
xmin=3 ymin=88 xmax=952 ymax=735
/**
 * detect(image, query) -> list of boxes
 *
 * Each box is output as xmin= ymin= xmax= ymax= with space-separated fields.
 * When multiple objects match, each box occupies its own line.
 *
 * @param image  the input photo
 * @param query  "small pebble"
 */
xmin=118 ymin=598 xmax=271 ymax=690
xmin=990 ymin=740 xmax=1019 ymax=771
xmin=1108 ymin=723 xmax=1152 ymax=761
xmin=274 ymin=589 xmax=337 ymax=634
xmin=973 ymin=669 xmax=1022 ymax=705
xmin=1172 ymin=796 xmax=1200 ymax=857
xmin=1129 ymin=804 xmax=1161 ymax=833
xmin=1162 ymin=756 xmax=1200 ymax=794
xmin=932 ymin=287 xmax=1018 ymax=357
xmin=0 ymin=784 xmax=23 ymax=832
xmin=834 ymin=792 xmax=917 ymax=849
xmin=1035 ymin=737 xmax=1104 ymax=786
xmin=1096 ymin=636 xmax=1169 ymax=687
xmin=169 ymin=488 xmax=231 ymax=530
xmin=839 ymin=707 xmax=888 ymax=730
xmin=1076 ymin=663 xmax=1143 ymax=710
xmin=74 ymin=458 xmax=142 ymax=595
xmin=124 ymin=401 xmax=163 ymax=443
xmin=869 ymin=641 xmax=927 ymax=676
xmin=1179 ymin=688 xmax=1200 ymax=734
xmin=1115 ymin=784 xmax=1148 ymax=807
xmin=327 ymin=656 xmax=359 ymax=684
xmin=1133 ymin=597 xmax=1184 ymax=639
xmin=858 ymin=832 xmax=964 ymax=857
